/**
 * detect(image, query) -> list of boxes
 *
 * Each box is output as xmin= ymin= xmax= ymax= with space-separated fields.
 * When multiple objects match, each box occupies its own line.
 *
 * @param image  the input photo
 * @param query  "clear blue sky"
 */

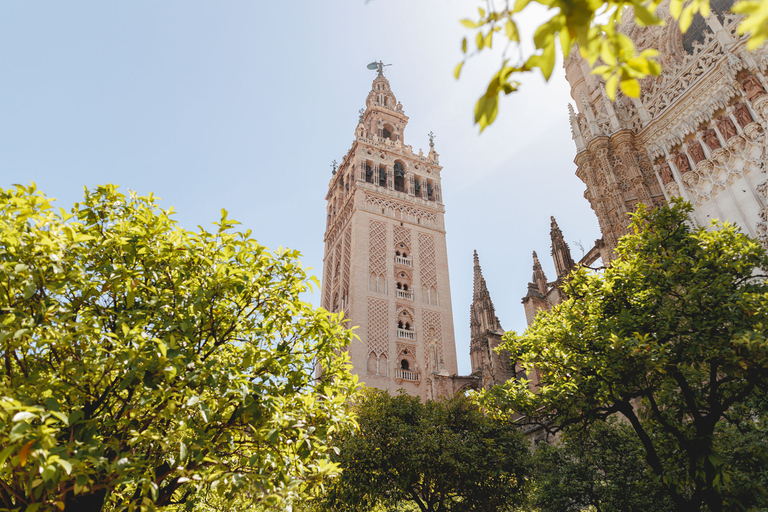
xmin=1 ymin=0 xmax=600 ymax=375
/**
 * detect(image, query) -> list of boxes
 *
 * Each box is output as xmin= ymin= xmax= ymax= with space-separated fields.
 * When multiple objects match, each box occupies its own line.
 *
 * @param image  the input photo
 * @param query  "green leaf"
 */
xmin=12 ymin=411 xmax=36 ymax=422
xmin=454 ymin=61 xmax=464 ymax=79
xmin=58 ymin=458 xmax=72 ymax=475
xmin=619 ymin=77 xmax=641 ymax=97
xmin=506 ymin=20 xmax=519 ymax=41
xmin=605 ymin=73 xmax=619 ymax=100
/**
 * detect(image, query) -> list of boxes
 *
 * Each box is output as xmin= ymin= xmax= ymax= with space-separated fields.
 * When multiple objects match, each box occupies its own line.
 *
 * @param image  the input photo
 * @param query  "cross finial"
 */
xmin=331 ymin=160 xmax=338 ymax=175
xmin=428 ymin=131 xmax=436 ymax=147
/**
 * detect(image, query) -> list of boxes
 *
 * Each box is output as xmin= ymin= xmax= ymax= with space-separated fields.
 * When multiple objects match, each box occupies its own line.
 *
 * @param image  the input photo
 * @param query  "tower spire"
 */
xmin=532 ymin=251 xmax=548 ymax=296
xmin=550 ymin=216 xmax=576 ymax=280
xmin=470 ymin=250 xmax=502 ymax=340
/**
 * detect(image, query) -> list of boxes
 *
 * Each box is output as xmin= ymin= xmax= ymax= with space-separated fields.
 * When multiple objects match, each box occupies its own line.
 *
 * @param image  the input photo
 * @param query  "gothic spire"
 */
xmin=550 ymin=216 xmax=576 ymax=280
xmin=532 ymin=251 xmax=548 ymax=295
xmin=470 ymin=250 xmax=502 ymax=340
xmin=472 ymin=250 xmax=486 ymax=300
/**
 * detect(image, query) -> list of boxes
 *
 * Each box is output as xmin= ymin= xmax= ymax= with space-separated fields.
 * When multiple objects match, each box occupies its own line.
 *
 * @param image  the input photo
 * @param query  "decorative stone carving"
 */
xmin=735 ymin=102 xmax=753 ymax=127
xmin=717 ymin=115 xmax=738 ymax=140
xmin=703 ymin=128 xmax=721 ymax=150
xmin=659 ymin=162 xmax=674 ymax=184
xmin=742 ymin=74 xmax=766 ymax=102
xmin=689 ymin=141 xmax=706 ymax=163
xmin=674 ymin=150 xmax=692 ymax=174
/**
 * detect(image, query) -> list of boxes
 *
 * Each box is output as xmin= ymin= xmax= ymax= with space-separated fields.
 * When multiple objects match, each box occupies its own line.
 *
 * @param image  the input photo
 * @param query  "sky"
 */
xmin=1 ymin=1 xmax=601 ymax=375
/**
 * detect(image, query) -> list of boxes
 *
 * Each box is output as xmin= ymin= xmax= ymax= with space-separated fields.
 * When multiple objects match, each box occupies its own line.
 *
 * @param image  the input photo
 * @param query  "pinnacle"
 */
xmin=550 ymin=216 xmax=564 ymax=241
xmin=472 ymin=250 xmax=486 ymax=301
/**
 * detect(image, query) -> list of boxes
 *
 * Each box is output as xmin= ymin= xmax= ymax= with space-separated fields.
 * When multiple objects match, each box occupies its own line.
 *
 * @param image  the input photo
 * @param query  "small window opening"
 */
xmin=394 ymin=162 xmax=405 ymax=192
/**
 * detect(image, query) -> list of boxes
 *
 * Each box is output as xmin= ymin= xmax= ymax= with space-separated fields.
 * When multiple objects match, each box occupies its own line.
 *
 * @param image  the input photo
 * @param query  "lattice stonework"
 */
xmin=418 ymin=232 xmax=437 ymax=289
xmin=364 ymin=194 xmax=438 ymax=227
xmin=422 ymin=309 xmax=443 ymax=356
xmin=367 ymin=297 xmax=389 ymax=357
xmin=393 ymin=225 xmax=411 ymax=249
xmin=322 ymin=253 xmax=333 ymax=309
xmin=334 ymin=241 xmax=343 ymax=283
xmin=369 ymin=220 xmax=386 ymax=277
xmin=341 ymin=228 xmax=352 ymax=301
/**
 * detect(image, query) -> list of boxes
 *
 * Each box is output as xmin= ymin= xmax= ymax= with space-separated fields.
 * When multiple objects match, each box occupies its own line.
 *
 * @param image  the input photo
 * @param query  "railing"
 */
xmin=395 ymin=369 xmax=420 ymax=381
xmin=397 ymin=329 xmax=415 ymax=340
xmin=395 ymin=255 xmax=412 ymax=266
xmin=396 ymin=290 xmax=413 ymax=300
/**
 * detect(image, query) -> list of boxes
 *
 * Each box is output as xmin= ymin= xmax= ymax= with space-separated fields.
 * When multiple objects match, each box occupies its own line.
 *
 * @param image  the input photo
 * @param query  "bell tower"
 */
xmin=320 ymin=65 xmax=458 ymax=399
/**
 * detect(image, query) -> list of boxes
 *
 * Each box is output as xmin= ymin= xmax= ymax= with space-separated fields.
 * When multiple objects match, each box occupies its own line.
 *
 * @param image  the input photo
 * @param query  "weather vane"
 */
xmin=428 ymin=131 xmax=436 ymax=147
xmin=331 ymin=159 xmax=338 ymax=175
xmin=366 ymin=60 xmax=392 ymax=77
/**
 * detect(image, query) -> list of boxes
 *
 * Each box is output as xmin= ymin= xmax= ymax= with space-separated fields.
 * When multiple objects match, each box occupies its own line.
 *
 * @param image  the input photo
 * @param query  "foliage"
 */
xmin=713 ymin=389 xmax=768 ymax=510
xmin=485 ymin=201 xmax=768 ymax=511
xmin=315 ymin=388 xmax=530 ymax=512
xmin=455 ymin=0 xmax=765 ymax=131
xmin=530 ymin=420 xmax=673 ymax=512
xmin=0 ymin=184 xmax=358 ymax=511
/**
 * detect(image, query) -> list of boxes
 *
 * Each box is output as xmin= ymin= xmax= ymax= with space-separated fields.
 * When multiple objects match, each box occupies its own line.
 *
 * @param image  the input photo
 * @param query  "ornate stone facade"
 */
xmin=520 ymin=1 xmax=768 ymax=333
xmin=567 ymin=0 xmax=768 ymax=253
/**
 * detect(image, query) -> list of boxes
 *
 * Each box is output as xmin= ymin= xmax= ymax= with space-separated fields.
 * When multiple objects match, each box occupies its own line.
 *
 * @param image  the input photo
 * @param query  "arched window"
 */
xmin=379 ymin=166 xmax=387 ymax=187
xmin=398 ymin=320 xmax=403 ymax=329
xmin=365 ymin=164 xmax=373 ymax=183
xmin=401 ymin=359 xmax=410 ymax=370
xmin=382 ymin=123 xmax=394 ymax=140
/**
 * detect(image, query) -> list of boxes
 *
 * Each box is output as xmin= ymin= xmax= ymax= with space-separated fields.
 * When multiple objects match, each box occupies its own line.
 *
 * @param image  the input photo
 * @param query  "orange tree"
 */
xmin=0 ymin=184 xmax=358 ymax=511
xmin=484 ymin=202 xmax=768 ymax=511
xmin=316 ymin=388 xmax=530 ymax=512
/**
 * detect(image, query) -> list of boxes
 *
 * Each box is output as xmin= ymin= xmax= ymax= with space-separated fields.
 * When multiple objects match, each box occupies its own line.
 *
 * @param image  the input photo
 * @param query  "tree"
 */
xmin=530 ymin=420 xmax=674 ymax=512
xmin=0 ymin=184 xmax=358 ymax=511
xmin=455 ymin=0 xmax=768 ymax=131
xmin=316 ymin=388 xmax=530 ymax=512
xmin=485 ymin=202 xmax=768 ymax=511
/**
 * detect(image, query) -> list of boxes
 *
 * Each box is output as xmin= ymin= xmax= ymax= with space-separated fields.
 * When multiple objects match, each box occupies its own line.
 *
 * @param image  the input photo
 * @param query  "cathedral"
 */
xmin=526 ymin=0 xmax=768 ymax=320
xmin=322 ymin=0 xmax=768 ymax=398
